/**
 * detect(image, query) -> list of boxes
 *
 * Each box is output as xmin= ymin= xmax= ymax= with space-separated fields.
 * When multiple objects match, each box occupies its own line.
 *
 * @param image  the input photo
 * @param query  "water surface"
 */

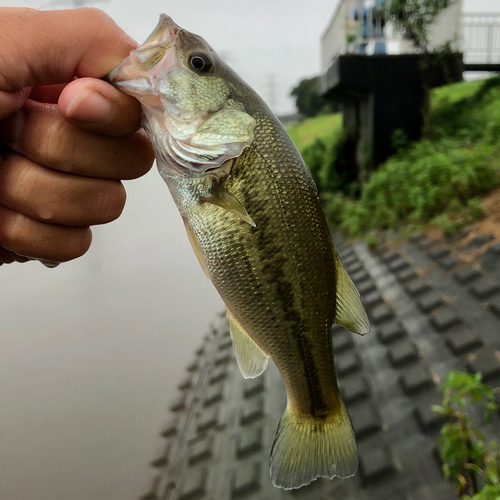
xmin=0 ymin=169 xmax=222 ymax=500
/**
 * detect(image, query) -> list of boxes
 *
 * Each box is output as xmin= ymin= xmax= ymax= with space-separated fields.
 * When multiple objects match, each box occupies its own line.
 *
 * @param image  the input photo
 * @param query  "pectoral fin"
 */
xmin=183 ymin=219 xmax=210 ymax=279
xmin=206 ymin=186 xmax=256 ymax=227
xmin=226 ymin=308 xmax=269 ymax=379
xmin=333 ymin=250 xmax=370 ymax=335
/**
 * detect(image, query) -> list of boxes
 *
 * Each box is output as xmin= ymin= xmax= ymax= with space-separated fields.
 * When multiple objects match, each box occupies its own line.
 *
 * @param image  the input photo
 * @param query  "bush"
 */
xmin=337 ymin=139 xmax=500 ymax=236
xmin=324 ymin=130 xmax=360 ymax=196
xmin=321 ymin=191 xmax=346 ymax=227
xmin=364 ymin=231 xmax=379 ymax=250
xmin=302 ymin=138 xmax=327 ymax=190
xmin=302 ymin=129 xmax=360 ymax=196
xmin=433 ymin=371 xmax=500 ymax=499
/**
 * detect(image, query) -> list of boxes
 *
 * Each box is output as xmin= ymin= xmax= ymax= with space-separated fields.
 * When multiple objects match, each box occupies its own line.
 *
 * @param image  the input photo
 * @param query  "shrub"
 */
xmin=364 ymin=231 xmax=379 ymax=249
xmin=433 ymin=371 xmax=500 ymax=499
xmin=302 ymin=138 xmax=328 ymax=190
xmin=337 ymin=140 xmax=500 ymax=236
xmin=301 ymin=128 xmax=360 ymax=196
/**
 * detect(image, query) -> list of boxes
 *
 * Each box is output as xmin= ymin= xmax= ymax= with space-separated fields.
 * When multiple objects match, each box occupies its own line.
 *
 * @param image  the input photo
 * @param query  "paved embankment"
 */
xmin=137 ymin=230 xmax=500 ymax=500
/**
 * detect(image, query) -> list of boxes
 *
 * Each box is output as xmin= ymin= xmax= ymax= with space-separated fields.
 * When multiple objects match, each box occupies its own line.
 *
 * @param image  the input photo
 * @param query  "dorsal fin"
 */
xmin=226 ymin=308 xmax=269 ymax=379
xmin=332 ymin=250 xmax=370 ymax=335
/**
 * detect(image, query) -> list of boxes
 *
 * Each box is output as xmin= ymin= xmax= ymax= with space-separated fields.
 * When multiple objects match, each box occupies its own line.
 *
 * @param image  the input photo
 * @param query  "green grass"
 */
xmin=286 ymin=113 xmax=342 ymax=151
xmin=430 ymin=78 xmax=485 ymax=108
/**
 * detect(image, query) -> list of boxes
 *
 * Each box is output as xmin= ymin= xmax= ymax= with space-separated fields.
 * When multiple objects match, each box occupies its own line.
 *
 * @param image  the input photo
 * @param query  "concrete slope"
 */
xmin=138 ymin=230 xmax=500 ymax=500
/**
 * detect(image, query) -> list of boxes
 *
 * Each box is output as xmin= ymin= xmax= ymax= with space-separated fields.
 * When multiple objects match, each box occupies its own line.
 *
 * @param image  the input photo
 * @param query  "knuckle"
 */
xmin=15 ymin=162 xmax=42 ymax=208
xmin=38 ymin=118 xmax=76 ymax=172
xmin=77 ymin=8 xmax=117 ymax=50
xmin=0 ymin=208 xmax=27 ymax=253
xmin=36 ymin=227 xmax=92 ymax=262
xmin=9 ymin=160 xmax=59 ymax=222
xmin=77 ymin=7 xmax=112 ymax=30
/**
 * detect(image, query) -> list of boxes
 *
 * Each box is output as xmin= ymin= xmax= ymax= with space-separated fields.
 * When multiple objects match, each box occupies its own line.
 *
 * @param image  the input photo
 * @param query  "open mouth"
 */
xmin=104 ymin=14 xmax=180 ymax=88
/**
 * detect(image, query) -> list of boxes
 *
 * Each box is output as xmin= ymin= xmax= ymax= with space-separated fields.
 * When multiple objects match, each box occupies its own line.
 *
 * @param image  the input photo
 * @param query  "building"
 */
xmin=319 ymin=0 xmax=500 ymax=173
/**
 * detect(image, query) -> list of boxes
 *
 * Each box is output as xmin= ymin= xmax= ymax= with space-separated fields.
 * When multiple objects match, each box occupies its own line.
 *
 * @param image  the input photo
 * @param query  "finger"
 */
xmin=0 ymin=245 xmax=32 ymax=265
xmin=0 ymin=8 xmax=136 ymax=120
xmin=30 ymin=83 xmax=70 ymax=104
xmin=0 ymin=8 xmax=136 ymax=90
xmin=0 ymin=204 xmax=92 ymax=262
xmin=0 ymin=100 xmax=154 ymax=180
xmin=0 ymin=152 xmax=126 ymax=226
xmin=58 ymin=77 xmax=142 ymax=136
xmin=0 ymin=87 xmax=31 ymax=122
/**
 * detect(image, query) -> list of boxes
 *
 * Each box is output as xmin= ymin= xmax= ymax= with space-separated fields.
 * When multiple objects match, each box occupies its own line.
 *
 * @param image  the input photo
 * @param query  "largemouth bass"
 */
xmin=107 ymin=15 xmax=370 ymax=490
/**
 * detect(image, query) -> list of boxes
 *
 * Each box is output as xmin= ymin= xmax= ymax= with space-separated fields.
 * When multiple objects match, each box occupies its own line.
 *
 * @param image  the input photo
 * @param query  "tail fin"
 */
xmin=269 ymin=403 xmax=358 ymax=490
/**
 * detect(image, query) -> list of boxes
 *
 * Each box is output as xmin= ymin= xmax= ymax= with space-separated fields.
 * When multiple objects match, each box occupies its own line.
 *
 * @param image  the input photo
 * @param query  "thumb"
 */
xmin=0 ymin=7 xmax=136 ymax=120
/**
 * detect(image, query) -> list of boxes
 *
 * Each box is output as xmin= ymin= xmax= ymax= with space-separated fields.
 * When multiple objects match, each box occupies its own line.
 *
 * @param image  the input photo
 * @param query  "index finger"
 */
xmin=0 ymin=100 xmax=153 ymax=180
xmin=0 ymin=8 xmax=136 ymax=91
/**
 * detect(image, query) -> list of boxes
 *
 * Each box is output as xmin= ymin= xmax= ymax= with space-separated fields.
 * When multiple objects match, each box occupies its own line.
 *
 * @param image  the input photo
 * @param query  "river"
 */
xmin=0 ymin=170 xmax=222 ymax=500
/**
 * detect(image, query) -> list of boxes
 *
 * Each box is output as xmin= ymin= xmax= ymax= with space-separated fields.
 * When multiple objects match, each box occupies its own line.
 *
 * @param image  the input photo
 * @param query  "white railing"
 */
xmin=321 ymin=0 xmax=464 ymax=72
xmin=462 ymin=13 xmax=500 ymax=65
xmin=321 ymin=0 xmax=350 ymax=71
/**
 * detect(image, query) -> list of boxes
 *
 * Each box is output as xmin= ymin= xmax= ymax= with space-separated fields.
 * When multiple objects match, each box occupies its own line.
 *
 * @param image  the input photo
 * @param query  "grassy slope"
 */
xmin=286 ymin=113 xmax=342 ymax=151
xmin=290 ymin=77 xmax=500 ymax=238
xmin=430 ymin=78 xmax=485 ymax=107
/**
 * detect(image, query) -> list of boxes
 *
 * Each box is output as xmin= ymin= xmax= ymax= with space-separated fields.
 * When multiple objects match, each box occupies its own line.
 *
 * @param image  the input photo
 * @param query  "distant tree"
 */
xmin=290 ymin=77 xmax=334 ymax=118
xmin=387 ymin=0 xmax=456 ymax=53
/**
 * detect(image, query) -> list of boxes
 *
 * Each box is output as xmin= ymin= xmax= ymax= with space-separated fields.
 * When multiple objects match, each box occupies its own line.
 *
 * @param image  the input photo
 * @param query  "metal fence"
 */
xmin=462 ymin=13 xmax=500 ymax=65
xmin=320 ymin=0 xmax=500 ymax=73
xmin=321 ymin=0 xmax=393 ymax=71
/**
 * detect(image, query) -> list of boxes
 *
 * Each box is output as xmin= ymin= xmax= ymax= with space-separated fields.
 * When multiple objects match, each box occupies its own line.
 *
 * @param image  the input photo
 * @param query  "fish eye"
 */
xmin=189 ymin=53 xmax=213 ymax=73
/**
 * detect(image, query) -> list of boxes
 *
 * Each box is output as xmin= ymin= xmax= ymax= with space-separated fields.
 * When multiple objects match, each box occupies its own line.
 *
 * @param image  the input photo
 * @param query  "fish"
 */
xmin=106 ymin=15 xmax=370 ymax=490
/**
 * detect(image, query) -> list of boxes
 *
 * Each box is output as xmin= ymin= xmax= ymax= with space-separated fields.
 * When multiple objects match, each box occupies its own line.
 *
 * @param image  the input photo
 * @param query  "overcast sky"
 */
xmin=4 ymin=0 xmax=499 ymax=114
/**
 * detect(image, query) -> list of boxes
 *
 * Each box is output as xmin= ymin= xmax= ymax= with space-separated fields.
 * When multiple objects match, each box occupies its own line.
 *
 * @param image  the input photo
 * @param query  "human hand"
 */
xmin=0 ymin=7 xmax=154 ymax=266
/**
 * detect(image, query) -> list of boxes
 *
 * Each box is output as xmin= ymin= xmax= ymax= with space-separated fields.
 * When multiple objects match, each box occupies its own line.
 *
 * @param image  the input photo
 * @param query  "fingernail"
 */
xmin=39 ymin=259 xmax=60 ymax=268
xmin=65 ymin=90 xmax=113 ymax=123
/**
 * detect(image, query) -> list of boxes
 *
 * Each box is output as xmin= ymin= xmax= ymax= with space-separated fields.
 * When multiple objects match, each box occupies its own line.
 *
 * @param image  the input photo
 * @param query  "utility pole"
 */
xmin=265 ymin=74 xmax=277 ymax=113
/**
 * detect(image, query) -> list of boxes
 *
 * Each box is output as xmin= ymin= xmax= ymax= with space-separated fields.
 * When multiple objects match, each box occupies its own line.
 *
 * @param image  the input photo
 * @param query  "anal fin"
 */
xmin=333 ymin=250 xmax=370 ymax=335
xmin=226 ymin=308 xmax=268 ymax=379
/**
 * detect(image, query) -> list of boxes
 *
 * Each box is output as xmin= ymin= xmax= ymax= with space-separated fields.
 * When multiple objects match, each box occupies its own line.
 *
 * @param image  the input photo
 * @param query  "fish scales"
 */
xmin=174 ymin=111 xmax=340 ymax=418
xmin=107 ymin=14 xmax=370 ymax=490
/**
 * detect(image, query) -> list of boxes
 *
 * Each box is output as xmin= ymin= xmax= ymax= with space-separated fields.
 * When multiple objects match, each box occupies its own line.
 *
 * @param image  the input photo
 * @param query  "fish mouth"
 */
xmin=105 ymin=14 xmax=180 ymax=92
